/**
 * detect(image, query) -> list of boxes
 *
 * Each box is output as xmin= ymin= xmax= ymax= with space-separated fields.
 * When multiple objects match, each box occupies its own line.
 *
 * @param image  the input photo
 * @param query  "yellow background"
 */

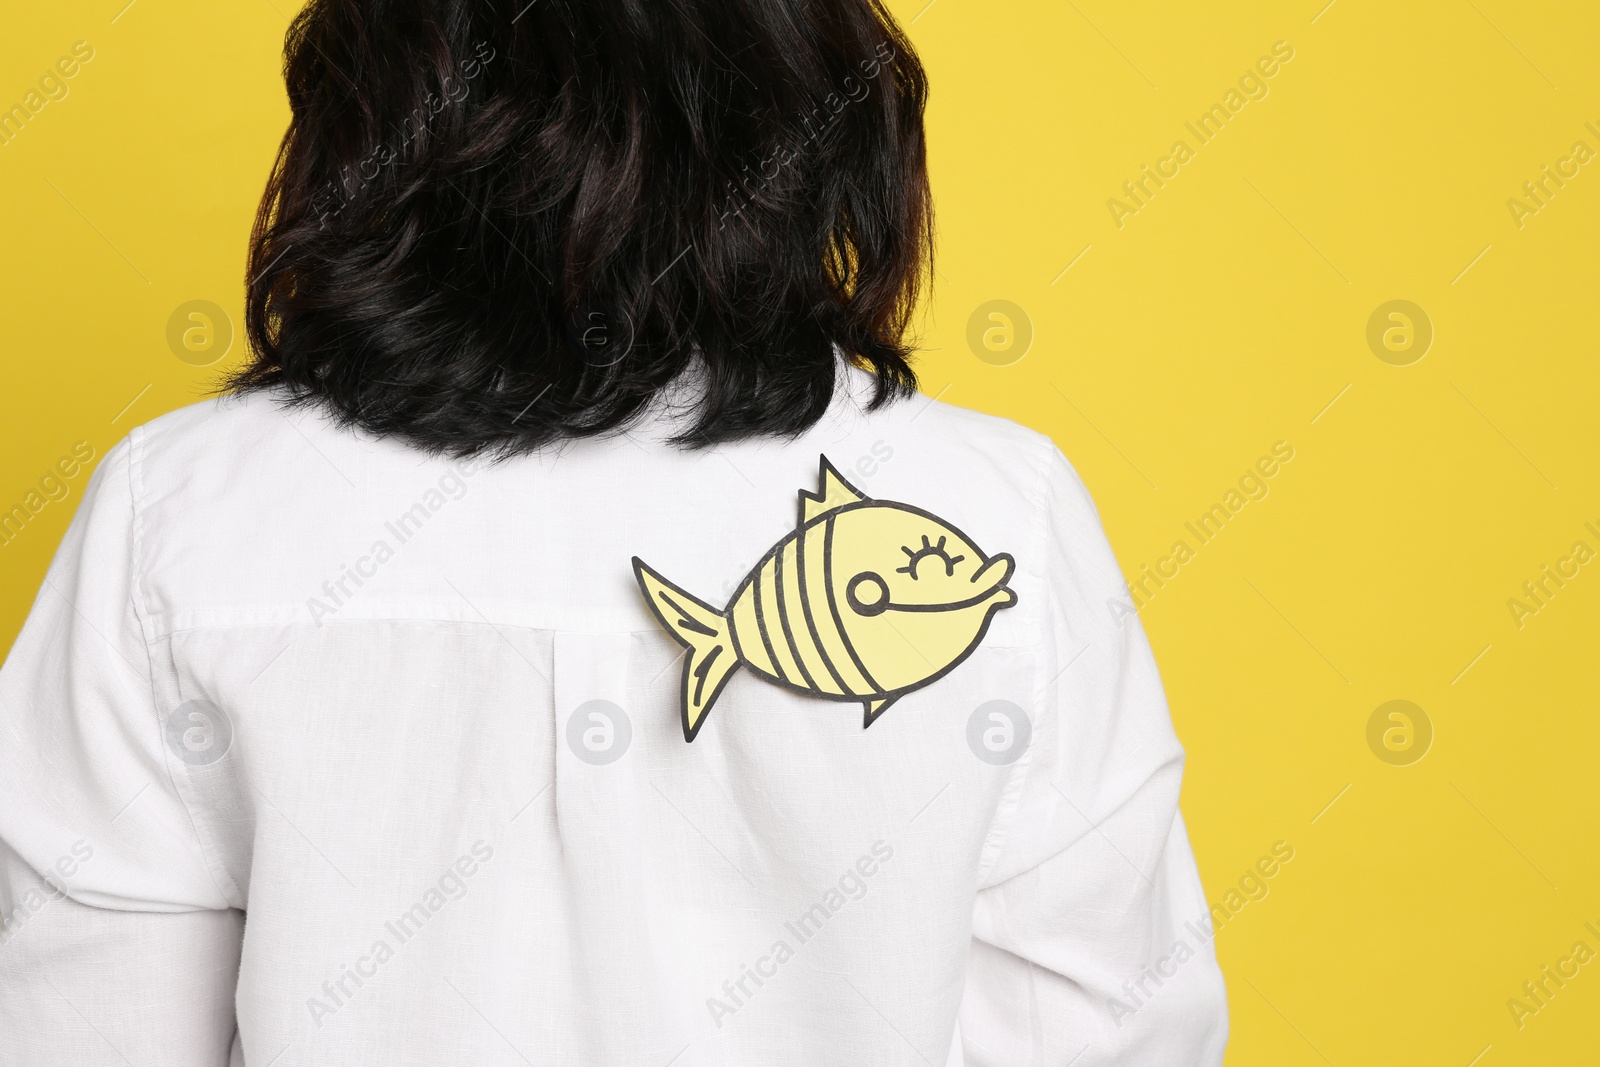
xmin=2 ymin=1 xmax=1597 ymax=1062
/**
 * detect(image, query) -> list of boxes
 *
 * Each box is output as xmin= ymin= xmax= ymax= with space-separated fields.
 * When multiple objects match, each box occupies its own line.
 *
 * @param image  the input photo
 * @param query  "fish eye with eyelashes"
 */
xmin=896 ymin=534 xmax=965 ymax=580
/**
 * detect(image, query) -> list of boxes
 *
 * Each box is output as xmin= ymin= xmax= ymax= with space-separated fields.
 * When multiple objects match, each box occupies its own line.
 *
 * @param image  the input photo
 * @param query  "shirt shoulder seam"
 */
xmin=974 ymin=431 xmax=1057 ymax=886
xmin=126 ymin=426 xmax=243 ymax=909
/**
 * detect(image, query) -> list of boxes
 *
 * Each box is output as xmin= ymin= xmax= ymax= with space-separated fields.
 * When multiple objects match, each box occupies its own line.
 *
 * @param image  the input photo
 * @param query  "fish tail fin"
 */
xmin=632 ymin=557 xmax=740 ymax=742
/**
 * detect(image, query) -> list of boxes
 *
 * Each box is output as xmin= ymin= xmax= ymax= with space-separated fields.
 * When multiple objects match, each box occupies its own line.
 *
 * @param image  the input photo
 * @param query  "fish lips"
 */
xmin=874 ymin=553 xmax=1018 ymax=615
xmin=969 ymin=553 xmax=1017 ymax=609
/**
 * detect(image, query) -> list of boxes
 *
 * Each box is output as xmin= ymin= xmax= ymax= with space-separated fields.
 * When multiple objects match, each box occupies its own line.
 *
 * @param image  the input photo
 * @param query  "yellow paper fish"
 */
xmin=633 ymin=455 xmax=1018 ymax=741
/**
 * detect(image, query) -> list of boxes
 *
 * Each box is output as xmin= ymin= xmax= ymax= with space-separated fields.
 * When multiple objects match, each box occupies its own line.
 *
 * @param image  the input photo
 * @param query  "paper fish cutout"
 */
xmin=633 ymin=455 xmax=1018 ymax=742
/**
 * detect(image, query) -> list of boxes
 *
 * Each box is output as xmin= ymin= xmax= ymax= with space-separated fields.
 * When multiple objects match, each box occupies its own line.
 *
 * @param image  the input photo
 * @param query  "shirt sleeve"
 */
xmin=0 ymin=435 xmax=242 ymax=1066
xmin=957 ymin=443 xmax=1228 ymax=1065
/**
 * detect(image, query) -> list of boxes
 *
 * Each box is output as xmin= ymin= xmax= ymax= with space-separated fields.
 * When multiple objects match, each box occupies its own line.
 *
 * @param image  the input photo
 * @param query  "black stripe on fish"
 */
xmin=797 ymin=515 xmax=851 ymax=695
xmin=772 ymin=544 xmax=819 ymax=690
xmin=751 ymin=565 xmax=787 ymax=684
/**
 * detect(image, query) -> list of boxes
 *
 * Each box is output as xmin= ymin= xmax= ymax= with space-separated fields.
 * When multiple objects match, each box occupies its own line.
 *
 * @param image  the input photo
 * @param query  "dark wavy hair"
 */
xmin=229 ymin=0 xmax=931 ymax=455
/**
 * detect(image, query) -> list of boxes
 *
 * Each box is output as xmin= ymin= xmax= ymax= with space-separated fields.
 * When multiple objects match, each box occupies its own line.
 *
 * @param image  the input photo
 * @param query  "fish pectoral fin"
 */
xmin=632 ymin=557 xmax=741 ymax=743
xmin=862 ymin=695 xmax=898 ymax=729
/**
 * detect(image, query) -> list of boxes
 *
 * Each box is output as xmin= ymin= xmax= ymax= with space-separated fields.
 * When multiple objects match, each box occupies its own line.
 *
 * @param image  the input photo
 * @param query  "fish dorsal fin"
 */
xmin=800 ymin=455 xmax=867 ymax=524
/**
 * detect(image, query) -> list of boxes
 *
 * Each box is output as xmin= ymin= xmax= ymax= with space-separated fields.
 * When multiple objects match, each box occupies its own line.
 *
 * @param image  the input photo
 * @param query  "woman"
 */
xmin=0 ymin=1 xmax=1226 ymax=1063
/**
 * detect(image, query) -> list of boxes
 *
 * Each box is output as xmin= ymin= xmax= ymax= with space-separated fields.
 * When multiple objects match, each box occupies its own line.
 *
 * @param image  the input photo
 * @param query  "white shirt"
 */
xmin=0 ymin=365 xmax=1226 ymax=1065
